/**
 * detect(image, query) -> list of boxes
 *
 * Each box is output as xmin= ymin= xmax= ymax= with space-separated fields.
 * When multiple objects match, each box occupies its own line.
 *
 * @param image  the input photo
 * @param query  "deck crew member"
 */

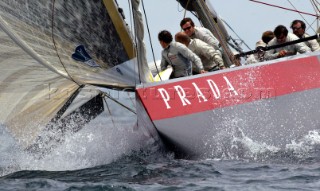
xmin=175 ymin=31 xmax=225 ymax=73
xmin=290 ymin=19 xmax=320 ymax=52
xmin=180 ymin=17 xmax=220 ymax=51
xmin=246 ymin=31 xmax=275 ymax=64
xmin=265 ymin=25 xmax=310 ymax=60
xmin=158 ymin=30 xmax=205 ymax=78
xmin=246 ymin=40 xmax=267 ymax=64
xmin=261 ymin=30 xmax=275 ymax=45
xmin=180 ymin=17 xmax=229 ymax=68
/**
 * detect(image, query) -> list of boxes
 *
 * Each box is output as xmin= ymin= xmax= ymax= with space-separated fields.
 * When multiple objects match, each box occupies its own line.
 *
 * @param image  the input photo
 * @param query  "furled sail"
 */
xmin=131 ymin=0 xmax=154 ymax=83
xmin=0 ymin=0 xmax=149 ymax=147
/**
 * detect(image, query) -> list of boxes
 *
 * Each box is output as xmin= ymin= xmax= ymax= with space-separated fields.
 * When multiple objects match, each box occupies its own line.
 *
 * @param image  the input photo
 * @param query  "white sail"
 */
xmin=0 ymin=0 xmax=149 ymax=147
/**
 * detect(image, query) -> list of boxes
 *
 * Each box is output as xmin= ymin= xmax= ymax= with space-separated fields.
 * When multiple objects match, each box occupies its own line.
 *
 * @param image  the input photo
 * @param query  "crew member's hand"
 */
xmin=200 ymin=70 xmax=207 ymax=74
xmin=277 ymin=50 xmax=287 ymax=58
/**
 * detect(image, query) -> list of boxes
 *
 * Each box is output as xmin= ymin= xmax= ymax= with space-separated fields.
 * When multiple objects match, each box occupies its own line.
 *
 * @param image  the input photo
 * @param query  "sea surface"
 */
xmin=1 ymin=119 xmax=320 ymax=191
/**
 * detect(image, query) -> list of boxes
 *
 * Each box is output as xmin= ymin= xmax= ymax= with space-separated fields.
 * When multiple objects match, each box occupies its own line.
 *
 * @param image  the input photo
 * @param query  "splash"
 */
xmin=204 ymin=124 xmax=280 ymax=161
xmin=0 ymin=125 xmax=23 ymax=175
xmin=286 ymin=130 xmax=320 ymax=158
xmin=0 ymin=109 xmax=153 ymax=176
xmin=203 ymin=117 xmax=320 ymax=163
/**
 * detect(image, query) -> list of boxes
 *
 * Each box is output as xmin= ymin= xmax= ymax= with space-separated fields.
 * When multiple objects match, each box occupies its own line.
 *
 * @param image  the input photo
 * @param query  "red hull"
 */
xmin=137 ymin=54 xmax=320 ymax=158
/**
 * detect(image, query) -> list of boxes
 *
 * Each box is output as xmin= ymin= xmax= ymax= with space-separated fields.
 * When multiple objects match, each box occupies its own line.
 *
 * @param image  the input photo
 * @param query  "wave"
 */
xmin=202 ymin=122 xmax=320 ymax=163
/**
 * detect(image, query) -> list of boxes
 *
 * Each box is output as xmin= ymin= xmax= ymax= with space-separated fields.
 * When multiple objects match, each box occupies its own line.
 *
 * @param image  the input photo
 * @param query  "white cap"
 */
xmin=255 ymin=40 xmax=266 ymax=48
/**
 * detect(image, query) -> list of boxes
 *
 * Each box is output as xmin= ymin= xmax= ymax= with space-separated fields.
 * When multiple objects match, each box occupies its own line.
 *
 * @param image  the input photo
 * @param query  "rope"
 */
xmin=286 ymin=0 xmax=316 ymax=33
xmin=103 ymin=97 xmax=116 ymax=128
xmin=249 ymin=0 xmax=319 ymax=17
xmin=141 ymin=0 xmax=162 ymax=81
xmin=51 ymin=0 xmax=80 ymax=86
xmin=310 ymin=0 xmax=320 ymax=30
xmin=182 ymin=0 xmax=192 ymax=20
xmin=102 ymin=92 xmax=137 ymax=114
xmin=197 ymin=0 xmax=240 ymax=66
xmin=127 ymin=0 xmax=134 ymax=33
xmin=127 ymin=91 xmax=136 ymax=108
xmin=221 ymin=19 xmax=251 ymax=50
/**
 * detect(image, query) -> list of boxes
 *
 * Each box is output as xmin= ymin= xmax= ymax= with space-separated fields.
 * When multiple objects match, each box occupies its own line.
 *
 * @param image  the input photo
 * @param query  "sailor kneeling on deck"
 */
xmin=158 ymin=30 xmax=206 ymax=79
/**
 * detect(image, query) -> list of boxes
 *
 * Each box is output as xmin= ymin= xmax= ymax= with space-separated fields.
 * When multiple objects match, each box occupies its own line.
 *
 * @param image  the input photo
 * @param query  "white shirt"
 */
xmin=265 ymin=33 xmax=311 ymax=60
xmin=302 ymin=33 xmax=320 ymax=52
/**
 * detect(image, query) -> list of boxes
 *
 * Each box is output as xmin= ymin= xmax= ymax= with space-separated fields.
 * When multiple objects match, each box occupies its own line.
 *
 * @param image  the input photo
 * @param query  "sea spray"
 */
xmin=203 ymin=120 xmax=320 ymax=163
xmin=0 ymin=125 xmax=23 ymax=176
xmin=0 ymin=91 xmax=157 ymax=176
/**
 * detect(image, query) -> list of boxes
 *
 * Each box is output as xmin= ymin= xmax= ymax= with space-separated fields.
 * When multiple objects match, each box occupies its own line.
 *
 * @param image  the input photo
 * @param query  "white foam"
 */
xmin=0 ymin=95 xmax=152 ymax=176
xmin=286 ymin=130 xmax=320 ymax=154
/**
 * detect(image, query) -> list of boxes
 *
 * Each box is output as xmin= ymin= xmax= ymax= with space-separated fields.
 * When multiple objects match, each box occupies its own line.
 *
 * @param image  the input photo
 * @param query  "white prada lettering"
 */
xmin=174 ymin=85 xmax=191 ymax=106
xmin=207 ymin=79 xmax=221 ymax=99
xmin=223 ymin=76 xmax=239 ymax=96
xmin=158 ymin=88 xmax=171 ymax=109
xmin=192 ymin=83 xmax=208 ymax=103
xmin=157 ymin=76 xmax=241 ymax=109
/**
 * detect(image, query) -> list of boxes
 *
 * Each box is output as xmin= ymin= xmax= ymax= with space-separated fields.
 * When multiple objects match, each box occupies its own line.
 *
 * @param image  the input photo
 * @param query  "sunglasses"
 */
xmin=182 ymin=26 xmax=192 ymax=31
xmin=292 ymin=26 xmax=302 ymax=30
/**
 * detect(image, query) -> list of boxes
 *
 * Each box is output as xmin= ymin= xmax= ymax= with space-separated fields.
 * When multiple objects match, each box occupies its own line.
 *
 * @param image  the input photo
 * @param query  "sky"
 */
xmin=117 ymin=0 xmax=318 ymax=63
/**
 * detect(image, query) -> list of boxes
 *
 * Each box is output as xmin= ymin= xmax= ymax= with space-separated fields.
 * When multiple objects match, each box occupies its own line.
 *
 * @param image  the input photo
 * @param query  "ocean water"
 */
xmin=1 ymin=119 xmax=320 ymax=191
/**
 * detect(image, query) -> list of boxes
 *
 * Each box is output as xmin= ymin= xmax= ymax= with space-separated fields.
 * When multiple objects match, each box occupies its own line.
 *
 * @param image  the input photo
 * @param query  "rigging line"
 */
xmin=103 ymin=97 xmax=116 ymax=129
xmin=176 ymin=1 xmax=200 ymax=21
xmin=181 ymin=1 xmax=200 ymax=29
xmin=198 ymin=1 xmax=239 ymax=65
xmin=127 ymin=91 xmax=136 ymax=109
xmin=286 ymin=0 xmax=316 ymax=33
xmin=51 ymin=0 xmax=80 ymax=86
xmin=311 ymin=0 xmax=320 ymax=7
xmin=176 ymin=0 xmax=200 ymax=20
xmin=310 ymin=0 xmax=320 ymax=12
xmin=221 ymin=19 xmax=251 ymax=50
xmin=102 ymin=92 xmax=137 ymax=114
xmin=127 ymin=0 xmax=133 ymax=32
xmin=310 ymin=0 xmax=320 ymax=30
xmin=308 ymin=17 xmax=318 ymax=28
xmin=140 ymin=0 xmax=162 ymax=81
xmin=249 ymin=0 xmax=319 ymax=18
xmin=182 ymin=0 xmax=192 ymax=20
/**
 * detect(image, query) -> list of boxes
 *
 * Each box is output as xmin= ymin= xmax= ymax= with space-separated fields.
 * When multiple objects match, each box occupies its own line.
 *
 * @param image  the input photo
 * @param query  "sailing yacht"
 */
xmin=135 ymin=0 xmax=320 ymax=158
xmin=0 ymin=0 xmax=320 ymax=159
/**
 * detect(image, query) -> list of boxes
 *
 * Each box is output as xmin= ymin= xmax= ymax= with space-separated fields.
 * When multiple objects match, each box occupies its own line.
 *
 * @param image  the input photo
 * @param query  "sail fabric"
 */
xmin=0 ymin=27 xmax=79 ymax=145
xmin=0 ymin=0 xmax=140 ymax=146
xmin=0 ymin=0 xmax=140 ymax=88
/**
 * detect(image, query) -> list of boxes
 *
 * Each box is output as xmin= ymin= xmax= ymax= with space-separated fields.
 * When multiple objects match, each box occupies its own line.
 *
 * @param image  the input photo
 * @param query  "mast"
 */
xmin=177 ymin=0 xmax=240 ymax=66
